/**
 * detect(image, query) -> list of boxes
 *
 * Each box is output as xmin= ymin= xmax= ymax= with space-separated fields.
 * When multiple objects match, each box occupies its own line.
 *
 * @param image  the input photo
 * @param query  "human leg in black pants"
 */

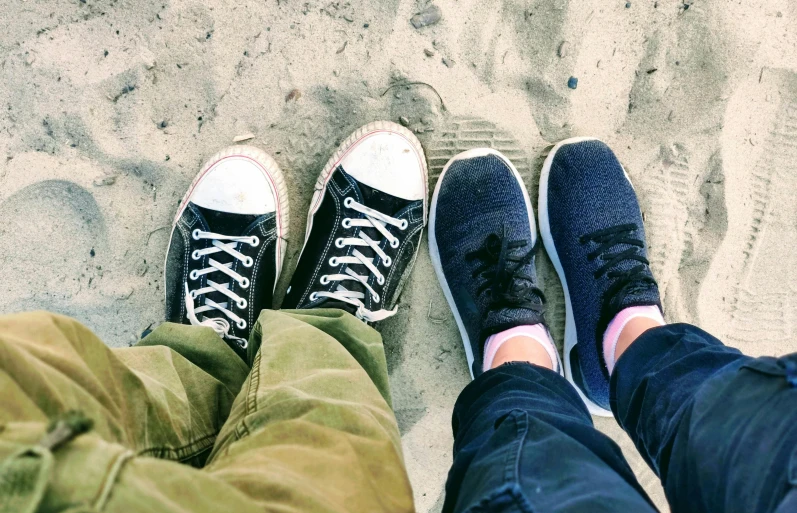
xmin=444 ymin=324 xmax=797 ymax=513
xmin=614 ymin=323 xmax=797 ymax=513
xmin=432 ymin=140 xmax=797 ymax=513
xmin=429 ymin=146 xmax=659 ymax=512
xmin=444 ymin=362 xmax=658 ymax=513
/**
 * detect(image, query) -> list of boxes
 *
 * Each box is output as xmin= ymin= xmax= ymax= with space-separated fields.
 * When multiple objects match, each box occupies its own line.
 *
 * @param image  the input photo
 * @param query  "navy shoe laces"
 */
xmin=580 ymin=223 xmax=657 ymax=310
xmin=466 ymin=226 xmax=546 ymax=315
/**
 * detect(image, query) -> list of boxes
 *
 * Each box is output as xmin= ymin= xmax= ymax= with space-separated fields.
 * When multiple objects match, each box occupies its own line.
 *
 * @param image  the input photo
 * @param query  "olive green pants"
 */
xmin=0 ymin=309 xmax=414 ymax=513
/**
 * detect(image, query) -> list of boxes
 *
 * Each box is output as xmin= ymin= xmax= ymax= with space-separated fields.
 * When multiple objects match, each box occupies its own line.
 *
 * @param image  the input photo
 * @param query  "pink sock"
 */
xmin=483 ymin=324 xmax=559 ymax=372
xmin=603 ymin=305 xmax=665 ymax=375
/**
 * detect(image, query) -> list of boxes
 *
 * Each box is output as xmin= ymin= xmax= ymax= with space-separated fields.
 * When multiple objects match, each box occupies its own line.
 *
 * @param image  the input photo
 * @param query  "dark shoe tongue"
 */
xmin=480 ymin=307 xmax=546 ymax=344
xmin=317 ymin=299 xmax=359 ymax=316
xmin=609 ymin=281 xmax=661 ymax=314
xmin=331 ymin=178 xmax=405 ymax=308
xmin=192 ymin=205 xmax=258 ymax=331
xmin=599 ymin=279 xmax=662 ymax=337
xmin=196 ymin=205 xmax=258 ymax=236
xmin=357 ymin=180 xmax=408 ymax=217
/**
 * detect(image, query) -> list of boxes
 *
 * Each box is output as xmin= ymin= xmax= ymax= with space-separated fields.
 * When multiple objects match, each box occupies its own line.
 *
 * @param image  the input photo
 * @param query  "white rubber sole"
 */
xmin=429 ymin=148 xmax=538 ymax=379
xmin=539 ymin=136 xmax=617 ymax=417
xmin=164 ymin=145 xmax=290 ymax=304
xmin=289 ymin=121 xmax=429 ymax=301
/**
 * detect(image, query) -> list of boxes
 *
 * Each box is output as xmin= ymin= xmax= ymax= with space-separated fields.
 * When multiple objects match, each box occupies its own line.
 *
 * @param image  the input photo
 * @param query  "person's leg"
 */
xmin=444 ymin=362 xmax=659 ymax=513
xmin=202 ymin=121 xmax=429 ymax=512
xmin=612 ymin=323 xmax=797 ymax=513
xmin=540 ymin=138 xmax=797 ymax=513
xmin=0 ymin=311 xmax=248 ymax=461
xmin=0 ymin=311 xmax=253 ymax=512
xmin=0 ymin=143 xmax=294 ymax=512
xmin=0 ymin=123 xmax=426 ymax=512
xmin=201 ymin=308 xmax=413 ymax=513
xmin=430 ymin=149 xmax=657 ymax=512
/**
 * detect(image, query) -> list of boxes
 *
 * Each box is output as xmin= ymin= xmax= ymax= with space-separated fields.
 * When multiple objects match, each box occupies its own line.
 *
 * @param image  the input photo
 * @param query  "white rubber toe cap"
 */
xmin=189 ymin=146 xmax=281 ymax=215
xmin=340 ymin=129 xmax=426 ymax=201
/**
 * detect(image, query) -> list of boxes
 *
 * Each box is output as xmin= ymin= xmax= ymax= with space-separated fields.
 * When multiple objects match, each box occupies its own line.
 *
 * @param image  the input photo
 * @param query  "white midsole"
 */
xmin=429 ymin=148 xmax=538 ymax=379
xmin=538 ymin=136 xmax=615 ymax=417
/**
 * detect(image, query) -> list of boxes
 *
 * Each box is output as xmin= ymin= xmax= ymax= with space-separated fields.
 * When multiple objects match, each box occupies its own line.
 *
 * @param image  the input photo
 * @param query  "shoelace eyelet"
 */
xmin=189 ymin=270 xmax=200 ymax=280
xmin=249 ymin=236 xmax=260 ymax=247
xmin=383 ymin=256 xmax=392 ymax=267
xmin=342 ymin=218 xmax=352 ymax=229
xmin=309 ymin=292 xmax=319 ymax=301
xmin=377 ymin=275 xmax=385 ymax=285
xmin=191 ymin=250 xmax=201 ymax=260
xmin=335 ymin=237 xmax=345 ymax=248
xmin=320 ymin=275 xmax=330 ymax=285
xmin=236 ymin=319 xmax=247 ymax=330
xmin=329 ymin=257 xmax=340 ymax=266
xmin=236 ymin=298 xmax=247 ymax=309
xmin=192 ymin=229 xmax=202 ymax=240
xmin=390 ymin=239 xmax=400 ymax=249
xmin=343 ymin=197 xmax=355 ymax=208
xmin=372 ymin=293 xmax=380 ymax=303
xmin=240 ymin=277 xmax=250 ymax=289
xmin=398 ymin=219 xmax=408 ymax=230
xmin=242 ymin=256 xmax=254 ymax=268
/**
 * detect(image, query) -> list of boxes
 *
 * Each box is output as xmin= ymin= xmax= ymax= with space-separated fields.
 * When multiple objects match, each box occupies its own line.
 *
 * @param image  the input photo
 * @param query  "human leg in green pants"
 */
xmin=0 ymin=308 xmax=410 ymax=513
xmin=0 ymin=121 xmax=429 ymax=512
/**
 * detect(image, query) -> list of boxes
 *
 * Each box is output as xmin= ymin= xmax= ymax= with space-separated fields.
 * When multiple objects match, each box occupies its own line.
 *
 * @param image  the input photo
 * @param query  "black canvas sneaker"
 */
xmin=165 ymin=146 xmax=289 ymax=359
xmin=282 ymin=121 xmax=427 ymax=322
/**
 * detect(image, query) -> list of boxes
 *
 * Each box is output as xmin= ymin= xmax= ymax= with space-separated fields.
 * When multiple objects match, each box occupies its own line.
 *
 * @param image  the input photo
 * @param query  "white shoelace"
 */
xmin=311 ymin=197 xmax=408 ymax=322
xmin=184 ymin=228 xmax=259 ymax=347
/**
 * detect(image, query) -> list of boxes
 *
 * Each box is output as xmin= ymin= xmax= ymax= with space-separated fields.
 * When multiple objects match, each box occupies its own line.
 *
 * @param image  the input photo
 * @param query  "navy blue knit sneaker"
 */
xmin=539 ymin=138 xmax=661 ymax=416
xmin=430 ymin=149 xmax=547 ymax=378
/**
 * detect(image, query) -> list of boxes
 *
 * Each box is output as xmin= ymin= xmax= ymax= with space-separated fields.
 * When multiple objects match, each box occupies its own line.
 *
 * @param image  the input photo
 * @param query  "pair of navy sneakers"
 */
xmin=430 ymin=139 xmax=661 ymax=416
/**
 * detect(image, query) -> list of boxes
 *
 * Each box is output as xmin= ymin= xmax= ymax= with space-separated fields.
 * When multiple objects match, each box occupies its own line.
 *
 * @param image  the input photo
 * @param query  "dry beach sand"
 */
xmin=2 ymin=0 xmax=796 ymax=510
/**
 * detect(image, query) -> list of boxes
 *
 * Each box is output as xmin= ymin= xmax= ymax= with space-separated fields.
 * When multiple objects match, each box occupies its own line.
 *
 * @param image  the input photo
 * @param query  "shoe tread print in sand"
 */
xmin=699 ymin=70 xmax=797 ymax=356
xmin=424 ymin=116 xmax=567 ymax=348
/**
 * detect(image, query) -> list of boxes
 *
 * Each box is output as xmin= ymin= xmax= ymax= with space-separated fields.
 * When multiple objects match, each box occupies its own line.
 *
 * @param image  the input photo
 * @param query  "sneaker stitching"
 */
xmin=176 ymin=221 xmax=191 ymax=322
xmin=407 ymin=204 xmax=422 ymax=224
xmin=338 ymin=167 xmax=357 ymax=192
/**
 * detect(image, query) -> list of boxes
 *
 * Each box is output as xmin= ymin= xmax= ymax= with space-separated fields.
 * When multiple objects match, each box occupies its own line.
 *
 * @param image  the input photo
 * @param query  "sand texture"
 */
xmin=2 ymin=0 xmax=796 ymax=511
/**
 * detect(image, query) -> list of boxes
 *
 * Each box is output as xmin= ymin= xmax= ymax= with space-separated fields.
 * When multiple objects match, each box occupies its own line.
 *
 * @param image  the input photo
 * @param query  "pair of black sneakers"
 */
xmin=164 ymin=122 xmax=428 ymax=360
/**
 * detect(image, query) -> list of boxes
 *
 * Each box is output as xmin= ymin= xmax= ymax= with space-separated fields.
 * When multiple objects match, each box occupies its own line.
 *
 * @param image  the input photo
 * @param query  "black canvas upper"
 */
xmin=282 ymin=166 xmax=424 ymax=318
xmin=165 ymin=202 xmax=279 ymax=359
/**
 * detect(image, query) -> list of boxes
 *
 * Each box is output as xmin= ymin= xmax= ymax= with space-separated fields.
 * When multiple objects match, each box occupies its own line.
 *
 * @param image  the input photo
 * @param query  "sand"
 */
xmin=2 ymin=0 xmax=796 ymax=511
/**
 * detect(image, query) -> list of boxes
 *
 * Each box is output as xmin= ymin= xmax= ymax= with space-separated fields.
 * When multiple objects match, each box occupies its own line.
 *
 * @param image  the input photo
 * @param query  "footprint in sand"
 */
xmin=0 ymin=180 xmax=108 ymax=315
xmin=699 ymin=69 xmax=797 ymax=356
xmin=420 ymin=116 xmax=567 ymax=345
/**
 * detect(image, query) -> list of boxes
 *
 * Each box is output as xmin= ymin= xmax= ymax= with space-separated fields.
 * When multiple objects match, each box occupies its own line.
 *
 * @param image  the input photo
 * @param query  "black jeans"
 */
xmin=444 ymin=324 xmax=797 ymax=513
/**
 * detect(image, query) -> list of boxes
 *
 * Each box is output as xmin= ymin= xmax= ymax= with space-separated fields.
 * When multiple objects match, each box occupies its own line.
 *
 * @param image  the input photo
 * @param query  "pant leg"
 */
xmin=0 ymin=311 xmax=252 ymax=512
xmin=444 ymin=362 xmax=659 ymax=513
xmin=612 ymin=323 xmax=797 ymax=513
xmin=0 ymin=309 xmax=413 ymax=513
xmin=202 ymin=308 xmax=415 ymax=513
xmin=0 ymin=311 xmax=248 ymax=462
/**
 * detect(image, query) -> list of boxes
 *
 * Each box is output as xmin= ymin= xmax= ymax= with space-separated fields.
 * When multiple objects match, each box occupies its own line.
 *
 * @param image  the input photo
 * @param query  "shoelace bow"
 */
xmin=312 ymin=197 xmax=408 ymax=322
xmin=184 ymin=228 xmax=259 ymax=348
xmin=466 ymin=227 xmax=545 ymax=314
xmin=580 ymin=223 xmax=656 ymax=309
